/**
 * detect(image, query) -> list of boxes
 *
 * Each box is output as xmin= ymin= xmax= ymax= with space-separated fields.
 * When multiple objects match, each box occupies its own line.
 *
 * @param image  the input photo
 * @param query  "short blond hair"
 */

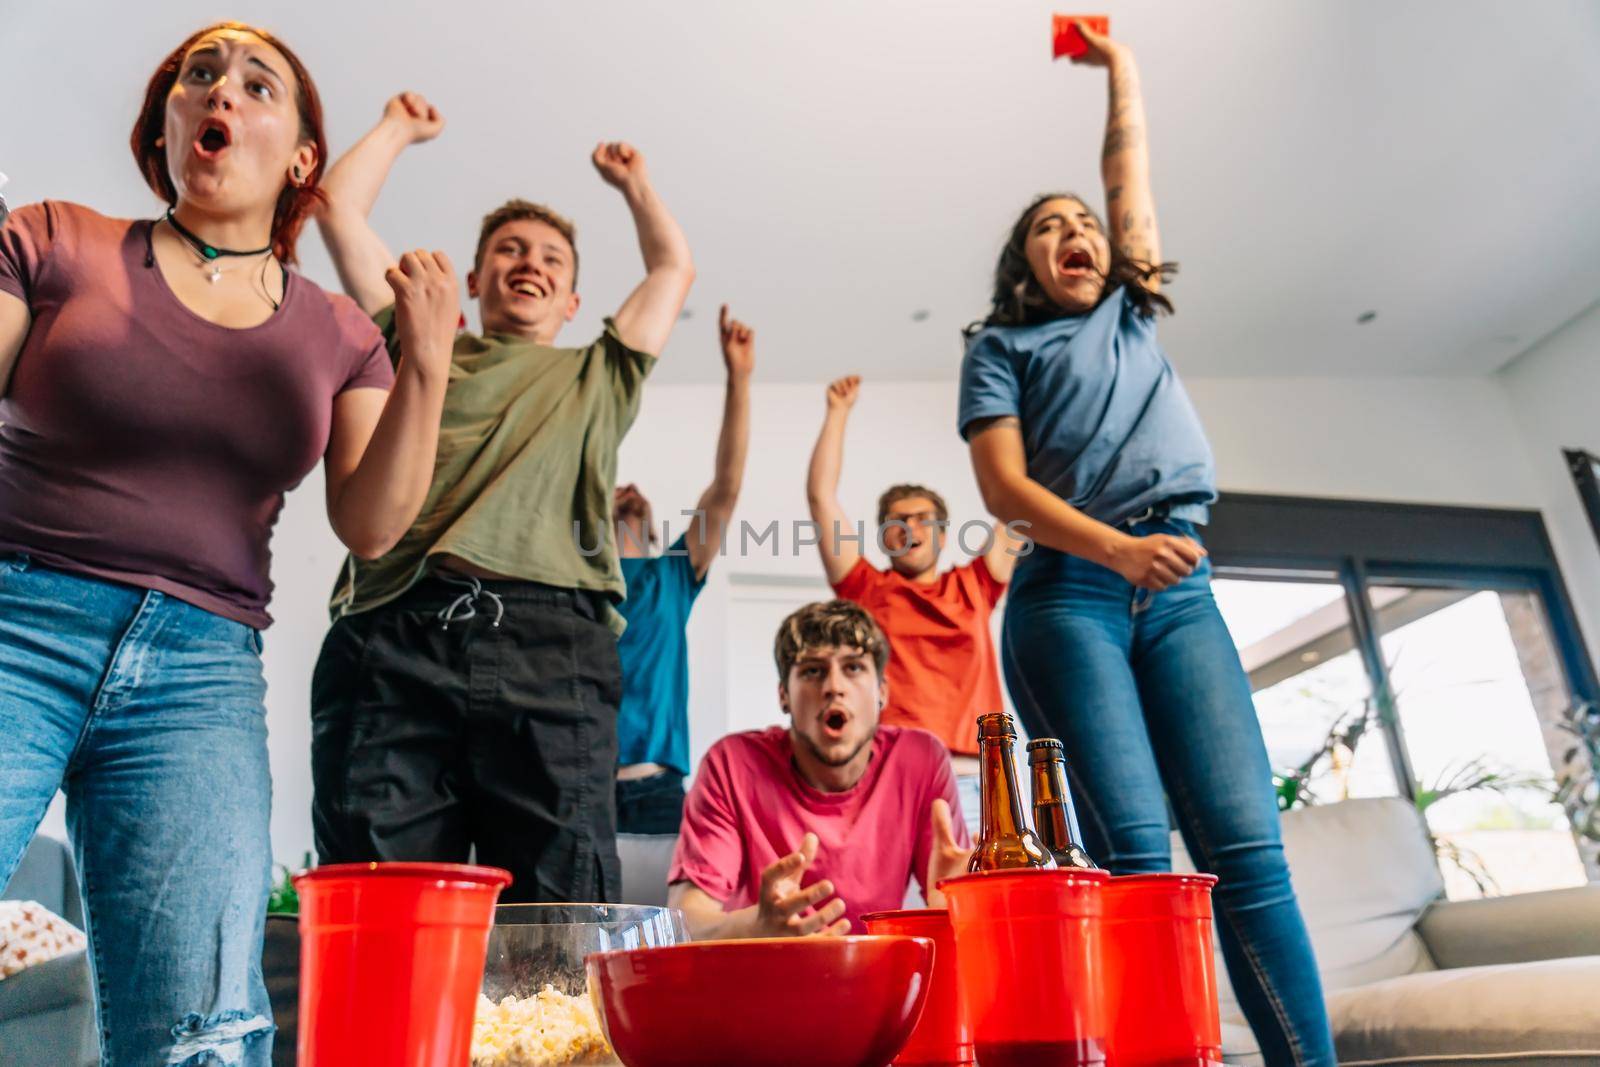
xmin=774 ymin=600 xmax=890 ymax=682
xmin=474 ymin=198 xmax=579 ymax=287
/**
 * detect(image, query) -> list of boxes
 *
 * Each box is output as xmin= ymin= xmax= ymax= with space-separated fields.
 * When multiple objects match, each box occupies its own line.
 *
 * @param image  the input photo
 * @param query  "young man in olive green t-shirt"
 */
xmin=308 ymin=92 xmax=694 ymax=903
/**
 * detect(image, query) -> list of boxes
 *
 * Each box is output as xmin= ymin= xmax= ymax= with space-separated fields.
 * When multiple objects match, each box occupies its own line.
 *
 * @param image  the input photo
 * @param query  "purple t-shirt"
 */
xmin=0 ymin=201 xmax=393 ymax=627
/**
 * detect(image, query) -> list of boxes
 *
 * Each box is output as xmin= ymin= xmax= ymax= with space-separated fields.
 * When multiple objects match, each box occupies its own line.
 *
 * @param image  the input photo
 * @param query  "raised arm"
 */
xmin=685 ymin=305 xmax=753 ymax=579
xmin=1073 ymin=23 xmax=1161 ymax=287
xmin=0 ymin=291 xmax=26 ymax=399
xmin=316 ymin=92 xmax=445 ymax=315
xmin=591 ymin=143 xmax=694 ymax=356
xmin=966 ymin=416 xmax=1204 ymax=591
xmin=806 ymin=376 xmax=864 ymax=586
xmin=322 ymin=251 xmax=457 ymax=558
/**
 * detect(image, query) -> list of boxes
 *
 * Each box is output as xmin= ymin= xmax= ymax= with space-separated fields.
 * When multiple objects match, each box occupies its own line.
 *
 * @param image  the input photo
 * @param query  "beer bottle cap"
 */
xmin=1026 ymin=737 xmax=1066 ymax=762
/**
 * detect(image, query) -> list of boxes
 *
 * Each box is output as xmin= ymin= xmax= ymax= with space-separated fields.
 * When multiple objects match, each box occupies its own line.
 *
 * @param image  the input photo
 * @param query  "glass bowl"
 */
xmin=473 ymin=903 xmax=687 ymax=1067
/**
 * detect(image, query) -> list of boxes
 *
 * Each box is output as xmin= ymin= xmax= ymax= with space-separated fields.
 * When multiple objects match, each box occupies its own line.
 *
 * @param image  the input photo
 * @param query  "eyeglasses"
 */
xmin=884 ymin=511 xmax=941 ymax=530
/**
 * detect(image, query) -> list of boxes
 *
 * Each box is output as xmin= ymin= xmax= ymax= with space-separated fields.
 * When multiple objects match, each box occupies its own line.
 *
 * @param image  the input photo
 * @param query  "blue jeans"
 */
xmin=1002 ymin=521 xmax=1337 ymax=1067
xmin=0 ymin=555 xmax=274 ymax=1066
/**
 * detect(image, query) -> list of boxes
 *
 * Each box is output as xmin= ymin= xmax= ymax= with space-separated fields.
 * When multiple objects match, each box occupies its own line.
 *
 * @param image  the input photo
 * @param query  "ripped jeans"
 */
xmin=0 ymin=555 xmax=274 ymax=1066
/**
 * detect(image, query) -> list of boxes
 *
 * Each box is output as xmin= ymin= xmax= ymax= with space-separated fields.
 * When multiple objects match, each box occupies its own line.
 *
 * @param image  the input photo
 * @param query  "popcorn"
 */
xmin=0 ymin=900 xmax=87 ymax=979
xmin=471 ymin=985 xmax=614 ymax=1067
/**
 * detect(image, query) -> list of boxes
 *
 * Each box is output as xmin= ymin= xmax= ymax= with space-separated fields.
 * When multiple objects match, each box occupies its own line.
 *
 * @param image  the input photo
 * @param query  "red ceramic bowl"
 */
xmin=586 ymin=935 xmax=934 ymax=1067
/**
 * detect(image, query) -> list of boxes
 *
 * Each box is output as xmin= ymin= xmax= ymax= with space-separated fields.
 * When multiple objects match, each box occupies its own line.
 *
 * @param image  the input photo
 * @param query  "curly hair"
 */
xmin=774 ymin=600 xmax=890 ymax=682
xmin=967 ymin=192 xmax=1177 ymax=337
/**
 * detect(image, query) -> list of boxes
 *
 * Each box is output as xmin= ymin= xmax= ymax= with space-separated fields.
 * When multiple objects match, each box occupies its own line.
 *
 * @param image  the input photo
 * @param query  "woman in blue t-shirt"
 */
xmin=959 ymin=23 xmax=1337 ymax=1066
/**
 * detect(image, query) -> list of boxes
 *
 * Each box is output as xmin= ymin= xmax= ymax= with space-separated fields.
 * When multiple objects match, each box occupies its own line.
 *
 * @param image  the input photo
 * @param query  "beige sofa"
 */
xmin=617 ymin=797 xmax=1600 ymax=1065
xmin=1180 ymin=797 xmax=1600 ymax=1066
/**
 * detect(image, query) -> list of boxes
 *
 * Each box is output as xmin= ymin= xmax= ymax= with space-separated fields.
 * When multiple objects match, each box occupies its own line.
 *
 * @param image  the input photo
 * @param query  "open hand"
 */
xmin=591 ymin=141 xmax=648 ymax=191
xmin=924 ymin=798 xmax=972 ymax=907
xmin=386 ymin=250 xmax=459 ymax=380
xmin=719 ymin=305 xmax=754 ymax=380
xmin=754 ymin=833 xmax=850 ymax=937
xmin=826 ymin=375 xmax=861 ymax=413
xmin=382 ymin=92 xmax=445 ymax=144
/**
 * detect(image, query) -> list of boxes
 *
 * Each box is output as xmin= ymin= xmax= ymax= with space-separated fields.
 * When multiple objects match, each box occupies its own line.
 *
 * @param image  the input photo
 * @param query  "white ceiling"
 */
xmin=4 ymin=0 xmax=1599 ymax=383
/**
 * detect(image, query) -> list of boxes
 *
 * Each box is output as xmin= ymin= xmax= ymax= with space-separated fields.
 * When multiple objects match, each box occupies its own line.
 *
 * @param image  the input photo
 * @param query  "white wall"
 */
xmin=31 ymin=370 xmax=1574 ymax=866
xmin=1499 ymin=301 xmax=1600 ymax=668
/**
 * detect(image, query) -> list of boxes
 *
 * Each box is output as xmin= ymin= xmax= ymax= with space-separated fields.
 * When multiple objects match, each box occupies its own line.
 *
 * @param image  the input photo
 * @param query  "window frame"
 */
xmin=1205 ymin=492 xmax=1599 ymax=803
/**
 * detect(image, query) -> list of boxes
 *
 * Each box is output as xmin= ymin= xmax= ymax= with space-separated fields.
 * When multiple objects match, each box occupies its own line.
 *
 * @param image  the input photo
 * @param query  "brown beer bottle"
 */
xmin=1027 ymin=739 xmax=1098 ymax=870
xmin=968 ymin=713 xmax=1056 ymax=872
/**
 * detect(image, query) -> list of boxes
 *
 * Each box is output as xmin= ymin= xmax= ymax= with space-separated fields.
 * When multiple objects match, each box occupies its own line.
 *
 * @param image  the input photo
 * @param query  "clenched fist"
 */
xmin=1107 ymin=531 xmax=1206 ymax=591
xmin=386 ymin=250 xmax=459 ymax=381
xmin=382 ymin=92 xmax=445 ymax=145
xmin=591 ymin=141 xmax=649 ymax=191
xmin=825 ymin=375 xmax=861 ymax=413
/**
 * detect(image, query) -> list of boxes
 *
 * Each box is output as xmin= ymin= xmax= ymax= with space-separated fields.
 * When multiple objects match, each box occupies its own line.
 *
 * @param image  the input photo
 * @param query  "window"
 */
xmin=1207 ymin=494 xmax=1597 ymax=898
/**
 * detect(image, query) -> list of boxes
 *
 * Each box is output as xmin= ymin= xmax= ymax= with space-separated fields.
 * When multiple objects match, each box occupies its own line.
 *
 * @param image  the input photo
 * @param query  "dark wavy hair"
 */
xmin=967 ymin=192 xmax=1177 ymax=337
xmin=130 ymin=22 xmax=327 ymax=264
xmin=774 ymin=600 xmax=890 ymax=683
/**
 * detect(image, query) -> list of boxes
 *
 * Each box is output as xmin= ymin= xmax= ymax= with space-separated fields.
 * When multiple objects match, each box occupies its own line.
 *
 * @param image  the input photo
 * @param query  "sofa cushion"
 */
xmin=1330 ymin=955 xmax=1600 ymax=1066
xmin=1174 ymin=798 xmax=1443 ymax=1014
xmin=0 ymin=949 xmax=92 ymax=1017
xmin=2 ymin=835 xmax=82 ymax=928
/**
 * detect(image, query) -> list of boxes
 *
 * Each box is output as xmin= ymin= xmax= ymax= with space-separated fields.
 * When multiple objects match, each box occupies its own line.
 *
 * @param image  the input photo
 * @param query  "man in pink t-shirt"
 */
xmin=668 ymin=600 xmax=973 ymax=938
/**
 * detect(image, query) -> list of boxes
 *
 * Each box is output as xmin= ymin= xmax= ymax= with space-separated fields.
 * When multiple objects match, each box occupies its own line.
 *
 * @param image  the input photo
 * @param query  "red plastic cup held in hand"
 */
xmin=1053 ymin=14 xmax=1111 ymax=59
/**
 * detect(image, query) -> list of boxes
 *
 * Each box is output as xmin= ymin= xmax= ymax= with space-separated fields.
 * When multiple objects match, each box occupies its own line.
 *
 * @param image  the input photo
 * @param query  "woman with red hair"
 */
xmin=0 ymin=23 xmax=455 ymax=1065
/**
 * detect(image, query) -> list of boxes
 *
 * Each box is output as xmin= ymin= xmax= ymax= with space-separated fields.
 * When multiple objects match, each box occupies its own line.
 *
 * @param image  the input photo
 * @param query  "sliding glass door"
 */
xmin=1205 ymin=494 xmax=1597 ymax=899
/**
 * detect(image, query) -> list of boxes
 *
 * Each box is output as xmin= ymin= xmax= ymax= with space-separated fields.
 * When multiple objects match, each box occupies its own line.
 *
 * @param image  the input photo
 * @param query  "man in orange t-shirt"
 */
xmin=806 ymin=376 xmax=1028 ymax=828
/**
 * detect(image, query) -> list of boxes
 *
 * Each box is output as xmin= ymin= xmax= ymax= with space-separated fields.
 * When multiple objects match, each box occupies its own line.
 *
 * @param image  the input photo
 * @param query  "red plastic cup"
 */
xmin=940 ymin=869 xmax=1110 ymax=1066
xmin=1102 ymin=874 xmax=1223 ymax=1066
xmin=861 ymin=909 xmax=974 ymax=1067
xmin=294 ymin=862 xmax=512 ymax=1067
xmin=1052 ymin=14 xmax=1111 ymax=59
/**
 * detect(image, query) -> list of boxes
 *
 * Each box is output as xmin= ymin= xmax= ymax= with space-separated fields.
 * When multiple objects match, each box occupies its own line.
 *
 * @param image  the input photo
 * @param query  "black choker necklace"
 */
xmin=164 ymin=209 xmax=272 ymax=261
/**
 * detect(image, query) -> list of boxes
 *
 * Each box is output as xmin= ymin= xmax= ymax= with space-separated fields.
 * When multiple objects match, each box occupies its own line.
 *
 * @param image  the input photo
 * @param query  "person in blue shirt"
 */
xmin=958 ymin=23 xmax=1337 ymax=1067
xmin=612 ymin=304 xmax=753 ymax=834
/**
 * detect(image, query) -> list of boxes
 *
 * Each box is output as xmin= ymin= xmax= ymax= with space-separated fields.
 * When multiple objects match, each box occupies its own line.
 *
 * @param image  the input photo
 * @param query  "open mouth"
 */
xmin=509 ymin=278 xmax=547 ymax=299
xmin=194 ymin=119 xmax=232 ymax=160
xmin=823 ymin=709 xmax=850 ymax=736
xmin=1059 ymin=248 xmax=1095 ymax=276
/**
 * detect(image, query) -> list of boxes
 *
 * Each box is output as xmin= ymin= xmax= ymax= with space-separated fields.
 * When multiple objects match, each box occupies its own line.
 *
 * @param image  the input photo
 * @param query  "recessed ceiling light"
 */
xmin=1300 ymin=651 xmax=1321 ymax=663
xmin=678 ymin=308 xmax=693 ymax=321
xmin=1356 ymin=311 xmax=1377 ymax=324
xmin=911 ymin=309 xmax=931 ymax=322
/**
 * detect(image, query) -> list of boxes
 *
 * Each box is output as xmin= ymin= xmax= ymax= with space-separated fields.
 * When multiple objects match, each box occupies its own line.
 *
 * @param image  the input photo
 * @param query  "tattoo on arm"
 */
xmin=1107 ymin=184 xmax=1124 ymax=204
xmin=1103 ymin=62 xmax=1147 ymax=164
xmin=1102 ymin=122 xmax=1143 ymax=162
